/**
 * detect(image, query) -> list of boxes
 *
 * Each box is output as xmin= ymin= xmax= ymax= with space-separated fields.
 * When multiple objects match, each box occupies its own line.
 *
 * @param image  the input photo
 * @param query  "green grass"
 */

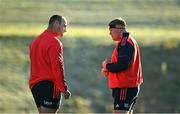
xmin=1 ymin=0 xmax=180 ymax=26
xmin=0 ymin=26 xmax=180 ymax=113
xmin=0 ymin=0 xmax=180 ymax=113
xmin=1 ymin=24 xmax=180 ymax=47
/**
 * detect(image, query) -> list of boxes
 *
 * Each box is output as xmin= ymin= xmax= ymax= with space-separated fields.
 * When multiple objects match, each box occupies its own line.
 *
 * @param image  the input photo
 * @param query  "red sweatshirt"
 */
xmin=29 ymin=29 xmax=67 ymax=92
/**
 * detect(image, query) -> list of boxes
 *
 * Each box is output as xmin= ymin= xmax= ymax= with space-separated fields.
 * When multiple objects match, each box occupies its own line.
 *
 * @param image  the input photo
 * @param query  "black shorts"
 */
xmin=31 ymin=81 xmax=61 ymax=109
xmin=112 ymin=86 xmax=140 ymax=111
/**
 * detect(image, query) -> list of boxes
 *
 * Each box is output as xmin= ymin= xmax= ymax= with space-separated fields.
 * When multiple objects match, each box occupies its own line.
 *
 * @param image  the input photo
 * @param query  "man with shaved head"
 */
xmin=29 ymin=15 xmax=71 ymax=113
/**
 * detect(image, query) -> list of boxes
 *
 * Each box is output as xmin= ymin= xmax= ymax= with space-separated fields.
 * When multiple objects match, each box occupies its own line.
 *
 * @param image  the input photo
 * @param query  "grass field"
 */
xmin=0 ymin=0 xmax=180 ymax=113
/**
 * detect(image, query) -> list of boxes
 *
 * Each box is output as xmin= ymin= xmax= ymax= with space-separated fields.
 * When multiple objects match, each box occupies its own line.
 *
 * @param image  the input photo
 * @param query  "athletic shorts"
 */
xmin=31 ymin=81 xmax=61 ymax=109
xmin=112 ymin=86 xmax=140 ymax=111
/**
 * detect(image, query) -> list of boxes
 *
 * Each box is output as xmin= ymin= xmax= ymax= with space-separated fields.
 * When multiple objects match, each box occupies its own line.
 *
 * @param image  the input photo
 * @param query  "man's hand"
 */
xmin=102 ymin=58 xmax=111 ymax=69
xmin=63 ymin=90 xmax=71 ymax=99
xmin=101 ymin=68 xmax=109 ymax=77
xmin=101 ymin=58 xmax=111 ymax=77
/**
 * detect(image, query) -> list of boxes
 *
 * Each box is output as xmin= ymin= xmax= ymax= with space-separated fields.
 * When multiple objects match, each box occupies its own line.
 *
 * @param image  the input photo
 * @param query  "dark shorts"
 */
xmin=31 ymin=81 xmax=61 ymax=109
xmin=112 ymin=86 xmax=140 ymax=111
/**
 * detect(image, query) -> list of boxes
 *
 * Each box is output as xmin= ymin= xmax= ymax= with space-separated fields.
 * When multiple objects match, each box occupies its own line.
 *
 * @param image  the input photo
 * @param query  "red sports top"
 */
xmin=29 ymin=29 xmax=67 ymax=92
xmin=108 ymin=36 xmax=143 ymax=88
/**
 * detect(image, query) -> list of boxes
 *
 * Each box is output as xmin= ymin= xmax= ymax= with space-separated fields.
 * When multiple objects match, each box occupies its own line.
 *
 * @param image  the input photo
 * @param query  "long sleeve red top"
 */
xmin=29 ymin=29 xmax=67 ymax=92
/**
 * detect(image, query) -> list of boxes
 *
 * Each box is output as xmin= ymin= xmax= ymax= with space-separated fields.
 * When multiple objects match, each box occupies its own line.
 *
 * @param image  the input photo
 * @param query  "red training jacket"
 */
xmin=29 ymin=29 xmax=67 ymax=92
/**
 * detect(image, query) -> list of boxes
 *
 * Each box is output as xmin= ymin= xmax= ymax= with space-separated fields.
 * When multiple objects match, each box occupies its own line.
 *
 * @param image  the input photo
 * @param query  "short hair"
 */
xmin=48 ymin=15 xmax=62 ymax=26
xmin=109 ymin=17 xmax=127 ymax=28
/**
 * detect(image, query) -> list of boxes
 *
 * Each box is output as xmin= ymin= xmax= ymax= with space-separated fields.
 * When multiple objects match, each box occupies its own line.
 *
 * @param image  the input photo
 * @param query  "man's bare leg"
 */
xmin=38 ymin=106 xmax=58 ymax=114
xmin=113 ymin=109 xmax=129 ymax=114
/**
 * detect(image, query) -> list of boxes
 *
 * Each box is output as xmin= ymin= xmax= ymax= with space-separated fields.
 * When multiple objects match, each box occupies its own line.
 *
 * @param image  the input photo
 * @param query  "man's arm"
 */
xmin=48 ymin=44 xmax=68 ymax=92
xmin=106 ymin=42 xmax=134 ymax=73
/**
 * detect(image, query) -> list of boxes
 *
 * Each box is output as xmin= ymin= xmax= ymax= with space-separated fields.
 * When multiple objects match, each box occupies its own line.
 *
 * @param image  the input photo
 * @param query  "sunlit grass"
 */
xmin=0 ymin=24 xmax=108 ymax=37
xmin=1 ymin=24 xmax=180 ymax=47
xmin=0 ymin=24 xmax=46 ymax=36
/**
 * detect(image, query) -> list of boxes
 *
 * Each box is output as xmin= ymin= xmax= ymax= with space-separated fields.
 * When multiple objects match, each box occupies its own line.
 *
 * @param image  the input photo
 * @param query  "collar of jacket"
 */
xmin=44 ymin=29 xmax=62 ymax=38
